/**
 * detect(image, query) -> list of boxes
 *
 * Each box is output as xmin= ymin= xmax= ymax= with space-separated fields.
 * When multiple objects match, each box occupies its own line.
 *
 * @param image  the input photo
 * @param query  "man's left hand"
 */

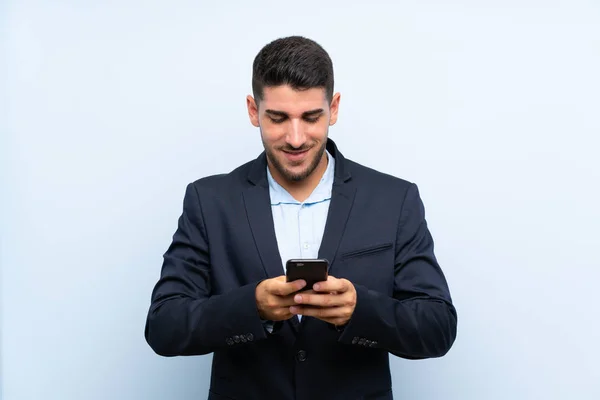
xmin=290 ymin=276 xmax=357 ymax=327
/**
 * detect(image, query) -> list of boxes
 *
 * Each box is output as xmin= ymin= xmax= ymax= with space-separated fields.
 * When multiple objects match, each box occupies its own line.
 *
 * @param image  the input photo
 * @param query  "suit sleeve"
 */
xmin=144 ymin=183 xmax=268 ymax=356
xmin=338 ymin=183 xmax=458 ymax=359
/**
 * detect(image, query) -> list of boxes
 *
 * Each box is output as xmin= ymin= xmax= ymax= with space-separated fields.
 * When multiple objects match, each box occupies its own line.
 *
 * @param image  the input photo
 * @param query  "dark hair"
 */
xmin=252 ymin=36 xmax=334 ymax=104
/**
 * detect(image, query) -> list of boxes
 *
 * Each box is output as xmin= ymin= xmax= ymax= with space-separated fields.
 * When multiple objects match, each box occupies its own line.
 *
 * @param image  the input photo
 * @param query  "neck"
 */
xmin=270 ymin=152 xmax=329 ymax=202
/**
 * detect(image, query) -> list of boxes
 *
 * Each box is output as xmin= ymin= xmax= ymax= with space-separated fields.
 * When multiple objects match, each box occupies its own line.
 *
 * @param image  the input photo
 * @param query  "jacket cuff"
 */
xmin=337 ymin=284 xmax=383 ymax=349
xmin=220 ymin=282 xmax=269 ymax=348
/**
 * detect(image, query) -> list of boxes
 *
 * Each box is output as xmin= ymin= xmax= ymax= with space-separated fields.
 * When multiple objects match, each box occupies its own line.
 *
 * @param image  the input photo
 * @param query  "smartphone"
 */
xmin=286 ymin=259 xmax=329 ymax=291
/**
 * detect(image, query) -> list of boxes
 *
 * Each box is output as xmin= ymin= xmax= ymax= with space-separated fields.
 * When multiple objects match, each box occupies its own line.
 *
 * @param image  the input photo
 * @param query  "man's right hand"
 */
xmin=256 ymin=276 xmax=307 ymax=321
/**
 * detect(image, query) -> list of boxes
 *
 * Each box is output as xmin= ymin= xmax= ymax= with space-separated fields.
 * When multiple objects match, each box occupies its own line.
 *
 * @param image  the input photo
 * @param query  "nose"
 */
xmin=285 ymin=118 xmax=306 ymax=149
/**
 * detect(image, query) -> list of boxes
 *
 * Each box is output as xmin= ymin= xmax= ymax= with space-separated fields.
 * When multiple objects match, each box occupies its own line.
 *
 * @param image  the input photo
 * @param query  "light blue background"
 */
xmin=2 ymin=1 xmax=600 ymax=399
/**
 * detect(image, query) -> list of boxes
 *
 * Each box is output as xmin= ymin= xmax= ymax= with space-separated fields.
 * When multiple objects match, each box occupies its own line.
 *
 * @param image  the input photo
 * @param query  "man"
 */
xmin=145 ymin=36 xmax=457 ymax=400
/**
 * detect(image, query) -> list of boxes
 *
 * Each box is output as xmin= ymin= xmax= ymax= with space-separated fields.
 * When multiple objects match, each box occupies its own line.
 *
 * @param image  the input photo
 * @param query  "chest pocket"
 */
xmin=334 ymin=242 xmax=394 ymax=294
xmin=340 ymin=243 xmax=393 ymax=260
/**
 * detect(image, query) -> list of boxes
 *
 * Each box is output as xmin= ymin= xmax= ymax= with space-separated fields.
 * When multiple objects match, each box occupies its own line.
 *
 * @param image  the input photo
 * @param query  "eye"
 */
xmin=304 ymin=116 xmax=321 ymax=124
xmin=269 ymin=116 xmax=286 ymax=124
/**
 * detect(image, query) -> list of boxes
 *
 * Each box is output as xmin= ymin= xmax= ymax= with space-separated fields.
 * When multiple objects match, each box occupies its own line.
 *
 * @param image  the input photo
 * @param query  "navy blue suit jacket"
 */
xmin=145 ymin=139 xmax=457 ymax=400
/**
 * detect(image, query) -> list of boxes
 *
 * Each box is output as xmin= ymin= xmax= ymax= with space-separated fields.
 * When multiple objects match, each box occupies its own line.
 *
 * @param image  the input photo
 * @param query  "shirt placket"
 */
xmin=298 ymin=203 xmax=313 ymax=259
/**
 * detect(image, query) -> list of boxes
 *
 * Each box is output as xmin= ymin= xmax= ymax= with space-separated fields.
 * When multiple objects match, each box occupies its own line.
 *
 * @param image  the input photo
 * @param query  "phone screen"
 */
xmin=286 ymin=259 xmax=329 ymax=290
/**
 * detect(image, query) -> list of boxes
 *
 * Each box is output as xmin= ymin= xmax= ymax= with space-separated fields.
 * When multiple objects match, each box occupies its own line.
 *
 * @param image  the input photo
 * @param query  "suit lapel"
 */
xmin=318 ymin=183 xmax=356 ymax=268
xmin=243 ymin=185 xmax=285 ymax=279
xmin=318 ymin=139 xmax=356 ymax=269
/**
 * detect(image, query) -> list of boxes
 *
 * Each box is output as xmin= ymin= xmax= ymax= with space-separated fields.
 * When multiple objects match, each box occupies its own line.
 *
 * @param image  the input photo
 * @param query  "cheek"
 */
xmin=260 ymin=124 xmax=286 ymax=142
xmin=306 ymin=120 xmax=329 ymax=138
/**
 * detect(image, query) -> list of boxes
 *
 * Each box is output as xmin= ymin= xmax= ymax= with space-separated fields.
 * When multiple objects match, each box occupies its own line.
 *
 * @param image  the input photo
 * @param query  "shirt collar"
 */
xmin=267 ymin=150 xmax=335 ymax=205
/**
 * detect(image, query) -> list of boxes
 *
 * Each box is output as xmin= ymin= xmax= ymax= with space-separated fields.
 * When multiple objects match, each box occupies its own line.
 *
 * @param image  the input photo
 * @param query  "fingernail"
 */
xmin=294 ymin=294 xmax=302 ymax=303
xmin=290 ymin=306 xmax=298 ymax=313
xmin=314 ymin=284 xmax=320 ymax=290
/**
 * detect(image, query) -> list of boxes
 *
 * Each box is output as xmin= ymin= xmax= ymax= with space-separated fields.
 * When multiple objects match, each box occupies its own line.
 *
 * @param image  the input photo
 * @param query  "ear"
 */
xmin=247 ymin=95 xmax=260 ymax=127
xmin=329 ymin=92 xmax=341 ymax=126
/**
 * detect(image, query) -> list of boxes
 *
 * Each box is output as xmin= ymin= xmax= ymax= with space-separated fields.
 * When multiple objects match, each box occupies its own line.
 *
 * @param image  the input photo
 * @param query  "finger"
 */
xmin=312 ymin=276 xmax=349 ymax=293
xmin=277 ymin=294 xmax=306 ymax=307
xmin=293 ymin=292 xmax=347 ymax=307
xmin=274 ymin=290 xmax=316 ymax=307
xmin=284 ymin=279 xmax=307 ymax=295
xmin=265 ymin=277 xmax=286 ymax=296
xmin=269 ymin=279 xmax=306 ymax=296
xmin=266 ymin=291 xmax=317 ymax=311
xmin=271 ymin=307 xmax=294 ymax=321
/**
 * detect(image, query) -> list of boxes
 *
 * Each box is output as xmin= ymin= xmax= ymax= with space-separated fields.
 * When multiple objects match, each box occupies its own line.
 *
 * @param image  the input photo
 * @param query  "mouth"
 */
xmin=282 ymin=148 xmax=310 ymax=162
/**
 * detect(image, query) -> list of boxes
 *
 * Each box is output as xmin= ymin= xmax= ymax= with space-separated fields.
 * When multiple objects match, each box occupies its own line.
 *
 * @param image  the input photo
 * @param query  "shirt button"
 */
xmin=303 ymin=243 xmax=309 ymax=249
xmin=296 ymin=350 xmax=307 ymax=362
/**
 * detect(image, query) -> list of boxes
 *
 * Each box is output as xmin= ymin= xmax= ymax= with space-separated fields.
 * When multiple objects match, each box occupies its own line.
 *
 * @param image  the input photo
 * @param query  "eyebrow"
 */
xmin=265 ymin=108 xmax=324 ymax=118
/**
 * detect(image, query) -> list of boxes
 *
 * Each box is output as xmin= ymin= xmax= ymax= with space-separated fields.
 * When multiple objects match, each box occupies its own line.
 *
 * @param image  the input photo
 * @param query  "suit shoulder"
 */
xmin=188 ymin=159 xmax=254 ymax=193
xmin=346 ymin=159 xmax=415 ymax=191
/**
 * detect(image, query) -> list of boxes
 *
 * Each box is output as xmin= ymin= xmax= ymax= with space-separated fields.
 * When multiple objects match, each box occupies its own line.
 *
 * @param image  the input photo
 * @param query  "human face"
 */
xmin=247 ymin=85 xmax=340 ymax=184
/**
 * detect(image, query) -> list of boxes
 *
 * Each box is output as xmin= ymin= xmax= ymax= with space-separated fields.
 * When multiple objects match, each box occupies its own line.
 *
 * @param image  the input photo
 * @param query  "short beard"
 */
xmin=262 ymin=135 xmax=327 ymax=183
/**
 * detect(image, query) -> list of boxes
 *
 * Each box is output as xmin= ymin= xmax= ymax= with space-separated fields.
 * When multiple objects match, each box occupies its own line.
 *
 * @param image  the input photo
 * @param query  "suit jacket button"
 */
xmin=247 ymin=333 xmax=254 ymax=342
xmin=371 ymin=341 xmax=378 ymax=347
xmin=358 ymin=338 xmax=365 ymax=346
xmin=233 ymin=335 xmax=240 ymax=343
xmin=364 ymin=340 xmax=371 ymax=346
xmin=296 ymin=350 xmax=307 ymax=362
xmin=241 ymin=335 xmax=247 ymax=343
xmin=226 ymin=338 xmax=234 ymax=346
xmin=352 ymin=337 xmax=359 ymax=345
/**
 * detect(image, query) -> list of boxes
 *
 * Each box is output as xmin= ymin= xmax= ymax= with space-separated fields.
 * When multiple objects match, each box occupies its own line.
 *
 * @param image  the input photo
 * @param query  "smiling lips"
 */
xmin=282 ymin=149 xmax=309 ymax=162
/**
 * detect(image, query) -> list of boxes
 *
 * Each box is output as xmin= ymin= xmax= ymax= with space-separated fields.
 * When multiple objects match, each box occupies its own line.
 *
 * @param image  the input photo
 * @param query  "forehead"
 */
xmin=260 ymin=85 xmax=328 ymax=115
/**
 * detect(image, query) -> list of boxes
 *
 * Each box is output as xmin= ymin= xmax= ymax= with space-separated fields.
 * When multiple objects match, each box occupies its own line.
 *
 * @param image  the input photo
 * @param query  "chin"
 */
xmin=285 ymin=169 xmax=311 ymax=182
xmin=267 ymin=144 xmax=325 ymax=183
